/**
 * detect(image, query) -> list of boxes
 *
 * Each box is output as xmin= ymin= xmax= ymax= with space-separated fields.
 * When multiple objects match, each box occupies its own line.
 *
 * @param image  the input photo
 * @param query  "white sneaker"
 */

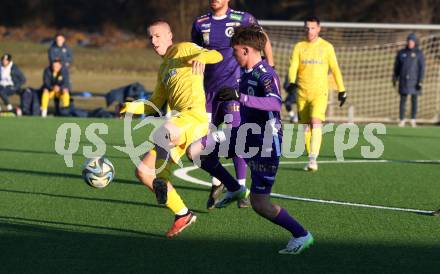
xmin=41 ymin=109 xmax=47 ymax=118
xmin=304 ymin=160 xmax=318 ymax=172
xmin=398 ymin=120 xmax=405 ymax=127
xmin=279 ymin=232 xmax=314 ymax=255
xmin=410 ymin=119 xmax=417 ymax=128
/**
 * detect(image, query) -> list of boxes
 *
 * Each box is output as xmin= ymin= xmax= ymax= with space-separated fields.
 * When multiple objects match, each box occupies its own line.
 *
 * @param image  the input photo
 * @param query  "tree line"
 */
xmin=2 ymin=0 xmax=440 ymax=40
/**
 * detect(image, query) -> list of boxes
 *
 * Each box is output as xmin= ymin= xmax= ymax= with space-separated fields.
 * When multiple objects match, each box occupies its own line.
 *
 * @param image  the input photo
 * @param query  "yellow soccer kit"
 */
xmin=288 ymin=37 xmax=345 ymax=123
xmin=144 ymin=42 xmax=223 ymax=162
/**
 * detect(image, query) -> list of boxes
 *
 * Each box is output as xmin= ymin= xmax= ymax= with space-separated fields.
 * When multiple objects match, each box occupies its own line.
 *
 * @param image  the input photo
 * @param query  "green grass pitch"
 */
xmin=0 ymin=117 xmax=439 ymax=273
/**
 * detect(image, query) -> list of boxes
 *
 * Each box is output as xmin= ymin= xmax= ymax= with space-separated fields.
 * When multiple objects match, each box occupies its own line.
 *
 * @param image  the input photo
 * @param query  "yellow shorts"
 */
xmin=297 ymin=95 xmax=328 ymax=124
xmin=167 ymin=110 xmax=209 ymax=163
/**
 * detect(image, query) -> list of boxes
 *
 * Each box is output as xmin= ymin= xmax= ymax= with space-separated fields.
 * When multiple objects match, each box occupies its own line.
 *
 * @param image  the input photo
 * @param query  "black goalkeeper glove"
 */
xmin=338 ymin=91 xmax=347 ymax=107
xmin=416 ymin=82 xmax=422 ymax=91
xmin=216 ymin=87 xmax=240 ymax=101
xmin=286 ymin=83 xmax=298 ymax=95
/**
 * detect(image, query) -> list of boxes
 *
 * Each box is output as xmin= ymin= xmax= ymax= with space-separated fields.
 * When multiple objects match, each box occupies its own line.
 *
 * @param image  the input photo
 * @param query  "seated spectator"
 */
xmin=48 ymin=33 xmax=73 ymax=69
xmin=0 ymin=53 xmax=26 ymax=111
xmin=41 ymin=59 xmax=71 ymax=117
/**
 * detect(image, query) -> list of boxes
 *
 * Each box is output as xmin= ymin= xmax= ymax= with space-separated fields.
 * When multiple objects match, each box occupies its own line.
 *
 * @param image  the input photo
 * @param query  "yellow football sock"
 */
xmin=166 ymin=188 xmax=187 ymax=215
xmin=304 ymin=127 xmax=312 ymax=155
xmin=41 ymin=91 xmax=51 ymax=110
xmin=310 ymin=127 xmax=322 ymax=159
xmin=61 ymin=92 xmax=70 ymax=108
xmin=156 ymin=158 xmax=172 ymax=182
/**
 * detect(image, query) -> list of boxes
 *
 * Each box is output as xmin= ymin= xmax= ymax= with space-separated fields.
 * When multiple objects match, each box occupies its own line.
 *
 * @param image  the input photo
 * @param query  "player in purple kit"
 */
xmin=188 ymin=26 xmax=313 ymax=254
xmin=192 ymin=0 xmax=274 ymax=209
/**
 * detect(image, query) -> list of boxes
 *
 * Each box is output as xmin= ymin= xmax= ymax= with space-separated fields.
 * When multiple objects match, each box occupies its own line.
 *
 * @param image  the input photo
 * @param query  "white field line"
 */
xmin=173 ymin=159 xmax=438 ymax=214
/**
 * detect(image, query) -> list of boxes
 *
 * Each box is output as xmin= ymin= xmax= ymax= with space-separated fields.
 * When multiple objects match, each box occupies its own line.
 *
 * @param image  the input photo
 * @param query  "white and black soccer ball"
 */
xmin=82 ymin=157 xmax=115 ymax=188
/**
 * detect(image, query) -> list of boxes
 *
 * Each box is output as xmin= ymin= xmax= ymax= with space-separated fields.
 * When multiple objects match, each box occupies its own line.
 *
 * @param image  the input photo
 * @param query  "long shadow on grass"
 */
xmin=0 ymin=189 xmax=207 ymax=214
xmin=0 ymin=167 xmax=208 ymax=192
xmin=0 ymin=147 xmax=129 ymax=160
xmin=0 ymin=217 xmax=438 ymax=274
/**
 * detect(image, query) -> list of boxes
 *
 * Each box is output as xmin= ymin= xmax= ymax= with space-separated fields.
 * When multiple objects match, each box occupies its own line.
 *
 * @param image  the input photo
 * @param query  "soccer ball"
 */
xmin=82 ymin=157 xmax=115 ymax=188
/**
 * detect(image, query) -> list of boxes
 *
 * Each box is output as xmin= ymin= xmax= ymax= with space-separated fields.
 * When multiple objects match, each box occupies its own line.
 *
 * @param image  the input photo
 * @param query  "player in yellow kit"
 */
xmin=287 ymin=16 xmax=347 ymax=171
xmin=121 ymin=20 xmax=223 ymax=237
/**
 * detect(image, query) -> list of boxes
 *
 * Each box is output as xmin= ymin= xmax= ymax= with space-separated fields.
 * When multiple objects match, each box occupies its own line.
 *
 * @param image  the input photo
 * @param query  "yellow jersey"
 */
xmin=145 ymin=42 xmax=223 ymax=114
xmin=288 ymin=37 xmax=345 ymax=99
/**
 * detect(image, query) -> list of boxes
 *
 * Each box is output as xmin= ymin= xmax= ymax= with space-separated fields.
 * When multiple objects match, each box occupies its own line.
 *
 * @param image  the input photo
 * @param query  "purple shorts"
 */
xmin=205 ymin=127 xmax=282 ymax=194
xmin=207 ymin=100 xmax=241 ymax=128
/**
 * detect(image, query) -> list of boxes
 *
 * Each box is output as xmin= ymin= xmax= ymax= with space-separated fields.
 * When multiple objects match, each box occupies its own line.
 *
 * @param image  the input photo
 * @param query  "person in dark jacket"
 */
xmin=0 ymin=53 xmax=26 ymax=111
xmin=393 ymin=33 xmax=425 ymax=127
xmin=48 ymin=34 xmax=73 ymax=68
xmin=40 ymin=59 xmax=71 ymax=117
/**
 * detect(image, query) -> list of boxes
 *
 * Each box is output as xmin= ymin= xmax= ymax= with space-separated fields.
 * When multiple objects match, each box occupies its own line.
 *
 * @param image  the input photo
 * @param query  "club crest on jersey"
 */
xmin=225 ymin=27 xmax=234 ymax=37
xmin=411 ymin=52 xmax=416 ymax=58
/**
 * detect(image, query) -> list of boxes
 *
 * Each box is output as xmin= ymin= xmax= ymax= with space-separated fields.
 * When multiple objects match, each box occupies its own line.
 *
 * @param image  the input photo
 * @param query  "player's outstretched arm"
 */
xmin=121 ymin=75 xmax=167 ymax=115
xmin=287 ymin=44 xmax=300 ymax=86
xmin=216 ymin=87 xmax=281 ymax=112
xmin=328 ymin=44 xmax=345 ymax=93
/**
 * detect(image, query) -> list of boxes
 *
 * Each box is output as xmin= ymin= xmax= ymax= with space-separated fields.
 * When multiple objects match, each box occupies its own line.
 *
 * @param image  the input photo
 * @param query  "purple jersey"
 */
xmin=239 ymin=60 xmax=282 ymax=127
xmin=191 ymin=8 xmax=258 ymax=107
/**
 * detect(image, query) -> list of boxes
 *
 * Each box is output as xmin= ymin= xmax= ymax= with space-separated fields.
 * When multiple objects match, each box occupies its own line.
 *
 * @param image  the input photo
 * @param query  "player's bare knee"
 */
xmin=135 ymin=165 xmax=154 ymax=189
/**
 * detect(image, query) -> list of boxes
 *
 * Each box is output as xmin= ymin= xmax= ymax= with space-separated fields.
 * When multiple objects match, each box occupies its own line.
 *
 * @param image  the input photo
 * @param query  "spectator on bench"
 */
xmin=0 ymin=53 xmax=26 ymax=112
xmin=40 ymin=59 xmax=71 ymax=117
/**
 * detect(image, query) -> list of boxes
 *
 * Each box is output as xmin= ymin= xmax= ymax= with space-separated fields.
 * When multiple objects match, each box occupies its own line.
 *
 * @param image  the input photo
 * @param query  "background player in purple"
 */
xmin=192 ymin=0 xmax=275 ymax=209
xmin=188 ymin=26 xmax=313 ymax=255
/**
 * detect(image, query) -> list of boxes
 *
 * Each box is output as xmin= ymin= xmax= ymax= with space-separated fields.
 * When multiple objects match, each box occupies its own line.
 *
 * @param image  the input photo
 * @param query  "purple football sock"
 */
xmin=200 ymin=155 xmax=241 ymax=192
xmin=233 ymin=156 xmax=247 ymax=180
xmin=272 ymin=208 xmax=307 ymax=238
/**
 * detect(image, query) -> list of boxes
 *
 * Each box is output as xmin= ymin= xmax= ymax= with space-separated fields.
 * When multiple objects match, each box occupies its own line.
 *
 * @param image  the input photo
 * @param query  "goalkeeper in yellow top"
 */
xmin=287 ymin=16 xmax=347 ymax=171
xmin=121 ymin=20 xmax=223 ymax=237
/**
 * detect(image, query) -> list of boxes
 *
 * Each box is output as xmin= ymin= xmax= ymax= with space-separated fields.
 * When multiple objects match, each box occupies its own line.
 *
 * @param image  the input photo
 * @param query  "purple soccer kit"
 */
xmin=238 ymin=61 xmax=283 ymax=194
xmin=200 ymin=60 xmax=308 ymax=238
xmin=192 ymin=8 xmax=258 ymax=181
